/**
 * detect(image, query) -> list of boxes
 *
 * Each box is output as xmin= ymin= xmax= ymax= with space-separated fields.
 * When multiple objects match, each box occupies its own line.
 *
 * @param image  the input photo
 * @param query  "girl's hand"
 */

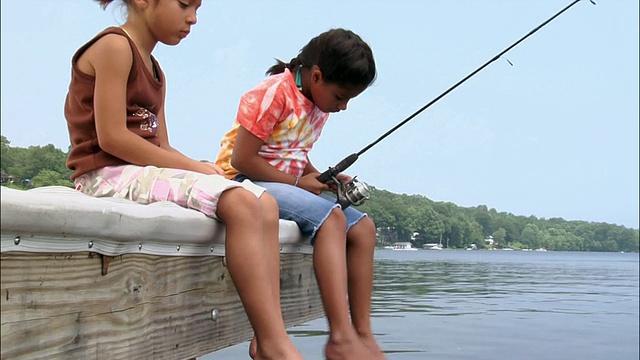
xmin=298 ymin=172 xmax=329 ymax=195
xmin=326 ymin=173 xmax=352 ymax=193
xmin=335 ymin=173 xmax=352 ymax=183
xmin=195 ymin=161 xmax=225 ymax=176
xmin=205 ymin=162 xmax=225 ymax=175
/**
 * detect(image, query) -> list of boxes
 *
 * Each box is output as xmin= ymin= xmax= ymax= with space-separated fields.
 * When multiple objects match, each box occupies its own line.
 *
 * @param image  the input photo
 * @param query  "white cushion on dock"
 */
xmin=0 ymin=186 xmax=312 ymax=256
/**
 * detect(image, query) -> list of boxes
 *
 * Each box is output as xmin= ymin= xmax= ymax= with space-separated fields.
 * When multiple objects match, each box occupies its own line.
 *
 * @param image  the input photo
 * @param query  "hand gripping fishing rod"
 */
xmin=319 ymin=0 xmax=593 ymax=209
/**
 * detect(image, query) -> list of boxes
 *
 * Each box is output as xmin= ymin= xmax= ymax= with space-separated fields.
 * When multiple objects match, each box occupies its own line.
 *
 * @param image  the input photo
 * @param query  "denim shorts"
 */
xmin=234 ymin=174 xmax=367 ymax=243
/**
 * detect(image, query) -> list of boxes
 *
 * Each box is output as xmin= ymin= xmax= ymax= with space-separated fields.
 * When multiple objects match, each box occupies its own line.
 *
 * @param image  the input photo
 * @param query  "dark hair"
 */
xmin=95 ymin=0 xmax=115 ymax=9
xmin=95 ymin=0 xmax=130 ymax=10
xmin=266 ymin=28 xmax=376 ymax=89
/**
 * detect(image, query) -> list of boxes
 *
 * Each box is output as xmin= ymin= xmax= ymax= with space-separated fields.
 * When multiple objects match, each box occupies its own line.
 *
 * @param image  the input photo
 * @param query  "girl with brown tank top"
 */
xmin=64 ymin=1 xmax=303 ymax=359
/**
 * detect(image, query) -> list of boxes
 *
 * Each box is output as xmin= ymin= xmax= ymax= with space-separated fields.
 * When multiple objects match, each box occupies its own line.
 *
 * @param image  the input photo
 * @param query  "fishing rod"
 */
xmin=320 ymin=0 xmax=594 ymax=209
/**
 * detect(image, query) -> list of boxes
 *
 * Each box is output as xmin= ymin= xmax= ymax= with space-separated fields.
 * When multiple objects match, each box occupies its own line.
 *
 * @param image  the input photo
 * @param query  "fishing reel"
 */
xmin=332 ymin=175 xmax=371 ymax=209
xmin=317 ymin=153 xmax=370 ymax=209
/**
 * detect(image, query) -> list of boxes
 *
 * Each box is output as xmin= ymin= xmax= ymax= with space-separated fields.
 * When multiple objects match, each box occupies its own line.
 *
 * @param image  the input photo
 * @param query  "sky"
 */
xmin=1 ymin=0 xmax=638 ymax=229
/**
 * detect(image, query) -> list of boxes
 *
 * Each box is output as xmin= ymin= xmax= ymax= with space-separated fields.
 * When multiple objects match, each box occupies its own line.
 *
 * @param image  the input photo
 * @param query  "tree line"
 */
xmin=1 ymin=135 xmax=73 ymax=188
xmin=2 ymin=135 xmax=638 ymax=252
xmin=357 ymin=188 xmax=639 ymax=252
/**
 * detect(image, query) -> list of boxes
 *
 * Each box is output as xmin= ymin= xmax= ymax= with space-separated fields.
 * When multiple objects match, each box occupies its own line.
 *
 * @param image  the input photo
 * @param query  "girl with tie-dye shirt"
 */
xmin=215 ymin=28 xmax=385 ymax=360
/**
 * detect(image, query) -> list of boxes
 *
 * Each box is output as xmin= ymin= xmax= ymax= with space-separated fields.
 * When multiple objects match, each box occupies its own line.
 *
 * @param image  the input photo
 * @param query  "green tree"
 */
xmin=521 ymin=223 xmax=541 ymax=250
xmin=492 ymin=227 xmax=507 ymax=246
xmin=1 ymin=135 xmax=11 ymax=174
xmin=32 ymin=170 xmax=73 ymax=188
xmin=1 ymin=135 xmax=72 ymax=188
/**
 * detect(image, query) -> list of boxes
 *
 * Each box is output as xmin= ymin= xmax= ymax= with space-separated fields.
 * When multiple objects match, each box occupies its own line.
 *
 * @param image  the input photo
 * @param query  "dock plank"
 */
xmin=1 ymin=252 xmax=322 ymax=360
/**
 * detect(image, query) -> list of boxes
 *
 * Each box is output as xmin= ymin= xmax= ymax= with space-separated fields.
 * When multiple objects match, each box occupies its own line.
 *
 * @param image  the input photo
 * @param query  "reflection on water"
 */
xmin=373 ymin=251 xmax=638 ymax=317
xmin=370 ymin=250 xmax=639 ymax=360
xmin=204 ymin=250 xmax=639 ymax=360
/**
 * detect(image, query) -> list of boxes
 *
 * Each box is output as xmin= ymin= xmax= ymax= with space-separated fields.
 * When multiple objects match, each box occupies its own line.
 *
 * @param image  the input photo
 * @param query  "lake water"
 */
xmin=202 ymin=250 xmax=639 ymax=360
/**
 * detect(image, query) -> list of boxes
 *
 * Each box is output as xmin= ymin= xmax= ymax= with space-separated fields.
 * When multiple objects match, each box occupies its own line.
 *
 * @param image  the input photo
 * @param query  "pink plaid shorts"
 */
xmin=74 ymin=165 xmax=265 ymax=219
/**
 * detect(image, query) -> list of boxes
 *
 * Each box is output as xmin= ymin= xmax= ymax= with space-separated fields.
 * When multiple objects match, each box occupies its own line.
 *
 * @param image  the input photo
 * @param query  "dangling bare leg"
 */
xmin=313 ymin=208 xmax=376 ymax=360
xmin=217 ymin=189 xmax=302 ymax=360
xmin=248 ymin=193 xmax=288 ymax=359
xmin=346 ymin=216 xmax=385 ymax=358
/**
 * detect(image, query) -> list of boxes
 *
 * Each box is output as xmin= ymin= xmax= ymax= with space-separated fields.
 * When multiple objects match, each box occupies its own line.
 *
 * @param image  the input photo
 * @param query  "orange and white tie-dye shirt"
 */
xmin=215 ymin=68 xmax=329 ymax=179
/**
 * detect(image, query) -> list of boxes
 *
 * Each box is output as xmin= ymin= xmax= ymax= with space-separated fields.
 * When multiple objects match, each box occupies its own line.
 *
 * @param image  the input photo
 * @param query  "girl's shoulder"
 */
xmin=90 ymin=32 xmax=131 ymax=55
xmin=84 ymin=27 xmax=129 ymax=48
xmin=256 ymin=71 xmax=292 ymax=89
xmin=246 ymin=69 xmax=300 ymax=101
xmin=73 ymin=27 xmax=131 ymax=64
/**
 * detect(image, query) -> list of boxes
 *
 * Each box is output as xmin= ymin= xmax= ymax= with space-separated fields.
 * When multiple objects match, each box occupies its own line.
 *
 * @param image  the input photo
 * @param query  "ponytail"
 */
xmin=95 ymin=0 xmax=116 ymax=9
xmin=266 ymin=29 xmax=376 ymax=88
xmin=266 ymin=57 xmax=303 ymax=76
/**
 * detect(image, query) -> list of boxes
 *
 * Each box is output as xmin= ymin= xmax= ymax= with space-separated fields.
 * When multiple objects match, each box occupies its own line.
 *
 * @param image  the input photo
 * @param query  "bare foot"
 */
xmin=253 ymin=347 xmax=304 ymax=360
xmin=252 ymin=350 xmax=304 ymax=360
xmin=324 ymin=335 xmax=378 ymax=360
xmin=250 ymin=336 xmax=303 ymax=360
xmin=360 ymin=334 xmax=386 ymax=359
xmin=249 ymin=335 xmax=257 ymax=359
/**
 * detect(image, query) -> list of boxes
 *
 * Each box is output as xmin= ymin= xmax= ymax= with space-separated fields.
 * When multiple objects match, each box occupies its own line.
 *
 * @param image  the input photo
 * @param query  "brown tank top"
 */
xmin=65 ymin=27 xmax=165 ymax=180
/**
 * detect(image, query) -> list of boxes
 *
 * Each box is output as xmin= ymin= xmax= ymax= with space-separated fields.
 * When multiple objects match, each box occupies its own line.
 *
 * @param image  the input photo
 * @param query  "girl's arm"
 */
xmin=231 ymin=126 xmax=328 ymax=194
xmin=88 ymin=34 xmax=220 ymax=175
xmin=302 ymin=157 xmax=319 ymax=175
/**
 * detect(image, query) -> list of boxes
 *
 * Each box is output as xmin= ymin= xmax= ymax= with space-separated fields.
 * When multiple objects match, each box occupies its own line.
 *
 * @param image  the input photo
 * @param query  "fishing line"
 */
xmin=318 ymin=0 xmax=594 ymax=185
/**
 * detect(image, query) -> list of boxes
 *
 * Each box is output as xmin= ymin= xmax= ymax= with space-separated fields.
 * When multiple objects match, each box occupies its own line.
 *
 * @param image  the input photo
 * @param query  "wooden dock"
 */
xmin=1 ymin=186 xmax=323 ymax=359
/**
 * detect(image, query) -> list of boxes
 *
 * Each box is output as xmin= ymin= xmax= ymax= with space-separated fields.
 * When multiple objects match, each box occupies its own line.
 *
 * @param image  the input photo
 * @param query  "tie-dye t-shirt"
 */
xmin=215 ymin=68 xmax=329 ymax=179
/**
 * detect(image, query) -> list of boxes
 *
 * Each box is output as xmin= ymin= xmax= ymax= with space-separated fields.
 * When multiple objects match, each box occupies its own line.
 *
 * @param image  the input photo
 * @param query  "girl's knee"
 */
xmin=315 ymin=207 xmax=348 ymax=240
xmin=258 ymin=192 xmax=279 ymax=222
xmin=359 ymin=216 xmax=376 ymax=235
xmin=325 ymin=207 xmax=347 ymax=228
xmin=222 ymin=186 xmax=260 ymax=204
xmin=218 ymin=187 xmax=261 ymax=218
xmin=348 ymin=217 xmax=377 ymax=247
